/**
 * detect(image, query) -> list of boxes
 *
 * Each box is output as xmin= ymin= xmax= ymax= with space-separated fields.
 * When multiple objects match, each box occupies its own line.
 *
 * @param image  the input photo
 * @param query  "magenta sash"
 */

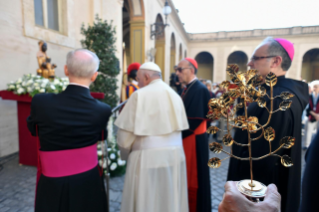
xmin=39 ymin=144 xmax=98 ymax=178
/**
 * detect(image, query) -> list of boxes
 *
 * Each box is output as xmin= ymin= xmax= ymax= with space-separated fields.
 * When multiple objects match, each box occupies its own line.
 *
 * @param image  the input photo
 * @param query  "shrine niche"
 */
xmin=37 ymin=41 xmax=56 ymax=79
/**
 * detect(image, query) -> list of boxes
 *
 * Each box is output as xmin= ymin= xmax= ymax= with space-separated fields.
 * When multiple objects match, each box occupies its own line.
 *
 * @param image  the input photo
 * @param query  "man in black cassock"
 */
xmin=27 ymin=49 xmax=111 ymax=212
xmin=176 ymin=58 xmax=211 ymax=212
xmin=227 ymin=37 xmax=308 ymax=212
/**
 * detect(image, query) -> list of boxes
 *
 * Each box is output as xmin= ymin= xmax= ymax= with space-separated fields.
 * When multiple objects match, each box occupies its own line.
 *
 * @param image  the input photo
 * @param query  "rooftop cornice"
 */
xmin=188 ymin=26 xmax=319 ymax=42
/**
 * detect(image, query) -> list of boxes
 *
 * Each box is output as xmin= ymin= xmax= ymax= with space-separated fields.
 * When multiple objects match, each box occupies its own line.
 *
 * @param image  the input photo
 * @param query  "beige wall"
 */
xmin=0 ymin=0 xmax=123 ymax=157
xmin=144 ymin=0 xmax=188 ymax=83
xmin=188 ymin=27 xmax=319 ymax=83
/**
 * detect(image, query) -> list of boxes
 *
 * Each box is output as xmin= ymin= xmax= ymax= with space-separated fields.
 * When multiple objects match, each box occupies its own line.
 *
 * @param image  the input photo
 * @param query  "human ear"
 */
xmin=91 ymin=72 xmax=99 ymax=82
xmin=64 ymin=65 xmax=69 ymax=76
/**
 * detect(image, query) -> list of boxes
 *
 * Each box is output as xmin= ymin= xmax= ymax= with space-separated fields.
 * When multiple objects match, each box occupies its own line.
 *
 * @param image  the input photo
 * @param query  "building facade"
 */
xmin=0 ymin=0 xmax=318 ymax=157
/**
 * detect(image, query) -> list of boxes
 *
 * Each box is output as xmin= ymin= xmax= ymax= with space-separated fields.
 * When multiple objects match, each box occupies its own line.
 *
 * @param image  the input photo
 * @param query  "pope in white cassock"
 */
xmin=115 ymin=62 xmax=189 ymax=212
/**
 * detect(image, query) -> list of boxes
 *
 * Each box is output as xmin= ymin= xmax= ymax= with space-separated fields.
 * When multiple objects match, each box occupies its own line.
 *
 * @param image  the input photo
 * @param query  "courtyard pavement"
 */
xmin=0 ymin=140 xmax=306 ymax=212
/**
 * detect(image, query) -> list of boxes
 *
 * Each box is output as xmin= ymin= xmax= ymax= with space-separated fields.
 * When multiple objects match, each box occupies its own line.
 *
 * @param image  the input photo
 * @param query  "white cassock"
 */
xmin=115 ymin=79 xmax=189 ymax=212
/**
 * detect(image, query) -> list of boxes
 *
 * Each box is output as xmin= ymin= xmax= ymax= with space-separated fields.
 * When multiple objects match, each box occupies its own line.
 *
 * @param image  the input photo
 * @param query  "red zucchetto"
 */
xmin=185 ymin=58 xmax=198 ymax=69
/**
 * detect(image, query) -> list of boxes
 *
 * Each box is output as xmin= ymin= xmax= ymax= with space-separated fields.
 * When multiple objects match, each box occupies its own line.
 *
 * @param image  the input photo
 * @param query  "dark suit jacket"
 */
xmin=306 ymin=94 xmax=319 ymax=123
xmin=27 ymin=85 xmax=111 ymax=151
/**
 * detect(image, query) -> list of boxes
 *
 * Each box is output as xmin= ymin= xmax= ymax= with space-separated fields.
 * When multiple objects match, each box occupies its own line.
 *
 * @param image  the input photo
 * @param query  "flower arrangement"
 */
xmin=98 ymin=116 xmax=126 ymax=177
xmin=7 ymin=74 xmax=126 ymax=177
xmin=7 ymin=74 xmax=69 ymax=97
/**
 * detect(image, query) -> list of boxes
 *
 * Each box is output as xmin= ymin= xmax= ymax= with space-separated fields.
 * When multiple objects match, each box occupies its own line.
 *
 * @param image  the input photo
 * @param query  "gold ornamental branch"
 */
xmin=206 ymin=64 xmax=295 ymax=187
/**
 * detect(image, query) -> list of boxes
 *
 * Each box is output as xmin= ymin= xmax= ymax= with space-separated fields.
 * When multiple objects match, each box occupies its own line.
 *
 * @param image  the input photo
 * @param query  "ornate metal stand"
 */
xmin=207 ymin=64 xmax=295 ymax=199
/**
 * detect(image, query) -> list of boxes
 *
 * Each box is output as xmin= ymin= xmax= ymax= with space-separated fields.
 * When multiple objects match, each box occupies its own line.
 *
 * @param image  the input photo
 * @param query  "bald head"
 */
xmin=66 ymin=49 xmax=100 ymax=78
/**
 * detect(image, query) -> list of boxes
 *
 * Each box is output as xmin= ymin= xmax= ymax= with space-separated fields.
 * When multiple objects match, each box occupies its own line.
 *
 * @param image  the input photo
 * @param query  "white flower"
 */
xmin=117 ymin=150 xmax=121 ymax=156
xmin=39 ymin=89 xmax=45 ymax=93
xmin=53 ymin=79 xmax=60 ymax=85
xmin=33 ymin=83 xmax=39 ymax=87
xmin=50 ymin=84 xmax=56 ymax=90
xmin=26 ymin=79 xmax=33 ymax=86
xmin=9 ymin=85 xmax=15 ymax=89
xmin=16 ymin=78 xmax=22 ymax=83
xmin=110 ymin=153 xmax=116 ymax=160
xmin=27 ymin=87 xmax=33 ymax=92
xmin=117 ymin=158 xmax=126 ymax=166
xmin=34 ymin=86 xmax=40 ymax=90
xmin=62 ymin=86 xmax=67 ymax=91
xmin=21 ymin=81 xmax=27 ymax=86
xmin=110 ymin=163 xmax=117 ymax=171
xmin=108 ymin=159 xmax=111 ymax=165
xmin=17 ymin=88 xmax=25 ymax=94
xmin=97 ymin=150 xmax=103 ymax=156
xmin=41 ymin=83 xmax=47 ymax=88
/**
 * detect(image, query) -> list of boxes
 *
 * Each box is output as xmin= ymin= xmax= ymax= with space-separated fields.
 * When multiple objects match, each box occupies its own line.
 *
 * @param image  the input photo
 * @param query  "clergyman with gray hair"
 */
xmin=115 ymin=62 xmax=189 ymax=212
xmin=27 ymin=49 xmax=111 ymax=212
xmin=226 ymin=37 xmax=308 ymax=212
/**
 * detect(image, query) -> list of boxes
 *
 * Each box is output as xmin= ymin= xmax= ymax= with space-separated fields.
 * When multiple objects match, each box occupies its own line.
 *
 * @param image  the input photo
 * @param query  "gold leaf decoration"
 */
xmin=253 ymin=75 xmax=264 ymax=87
xmin=237 ymin=73 xmax=247 ymax=86
xmin=247 ymin=69 xmax=258 ymax=77
xmin=208 ymin=99 xmax=221 ymax=110
xmin=228 ymin=90 xmax=241 ymax=99
xmin=208 ymin=157 xmax=221 ymax=168
xmin=235 ymin=116 xmax=247 ymax=128
xmin=231 ymin=75 xmax=241 ymax=84
xmin=220 ymin=81 xmax=230 ymax=89
xmin=281 ymin=155 xmax=293 ymax=167
xmin=222 ymin=134 xmax=234 ymax=146
xmin=280 ymin=92 xmax=294 ymax=100
xmin=264 ymin=127 xmax=275 ymax=142
xmin=207 ymin=126 xmax=219 ymax=134
xmin=257 ymin=97 xmax=266 ymax=108
xmin=206 ymin=109 xmax=221 ymax=120
xmin=279 ymin=100 xmax=292 ymax=111
xmin=227 ymin=64 xmax=239 ymax=76
xmin=257 ymin=86 xmax=266 ymax=96
xmin=209 ymin=142 xmax=223 ymax=153
xmin=247 ymin=117 xmax=258 ymax=132
xmin=280 ymin=136 xmax=295 ymax=149
xmin=221 ymin=93 xmax=232 ymax=108
xmin=265 ymin=72 xmax=277 ymax=87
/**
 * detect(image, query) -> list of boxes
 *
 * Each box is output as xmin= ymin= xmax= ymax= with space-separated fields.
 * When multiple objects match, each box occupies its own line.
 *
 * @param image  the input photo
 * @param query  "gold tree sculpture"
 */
xmin=207 ymin=64 xmax=295 ymax=199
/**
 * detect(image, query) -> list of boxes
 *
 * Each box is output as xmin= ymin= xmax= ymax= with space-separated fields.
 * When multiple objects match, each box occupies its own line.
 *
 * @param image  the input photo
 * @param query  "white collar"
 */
xmin=132 ymin=80 xmax=138 ymax=85
xmin=188 ymin=77 xmax=197 ymax=85
xmin=69 ymin=82 xmax=89 ymax=89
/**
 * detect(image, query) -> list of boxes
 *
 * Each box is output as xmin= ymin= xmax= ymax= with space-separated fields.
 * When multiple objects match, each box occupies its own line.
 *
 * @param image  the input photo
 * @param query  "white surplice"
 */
xmin=115 ymin=79 xmax=189 ymax=212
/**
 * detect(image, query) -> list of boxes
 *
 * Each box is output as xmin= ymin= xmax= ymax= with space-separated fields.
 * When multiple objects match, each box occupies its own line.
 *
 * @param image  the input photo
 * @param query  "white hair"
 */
xmin=66 ymin=49 xmax=100 ymax=78
xmin=142 ymin=69 xmax=162 ymax=79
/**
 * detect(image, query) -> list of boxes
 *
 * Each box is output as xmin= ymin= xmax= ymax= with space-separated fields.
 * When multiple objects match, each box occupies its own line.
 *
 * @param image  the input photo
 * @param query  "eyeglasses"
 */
xmin=251 ymin=55 xmax=277 ymax=61
xmin=175 ymin=67 xmax=191 ymax=73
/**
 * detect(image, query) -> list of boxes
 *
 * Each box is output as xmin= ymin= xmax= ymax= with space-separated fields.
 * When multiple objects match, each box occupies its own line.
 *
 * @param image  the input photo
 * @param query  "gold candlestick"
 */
xmin=207 ymin=64 xmax=295 ymax=199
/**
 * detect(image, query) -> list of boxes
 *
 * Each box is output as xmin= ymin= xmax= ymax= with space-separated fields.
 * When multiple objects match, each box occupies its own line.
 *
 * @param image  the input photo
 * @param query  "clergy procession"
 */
xmin=1 ymin=0 xmax=319 ymax=212
xmin=22 ymin=36 xmax=317 ymax=212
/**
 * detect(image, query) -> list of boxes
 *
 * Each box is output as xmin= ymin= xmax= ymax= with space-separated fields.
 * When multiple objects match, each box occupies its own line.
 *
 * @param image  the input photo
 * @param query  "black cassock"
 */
xmin=27 ymin=85 xmax=111 ymax=212
xmin=227 ymin=76 xmax=308 ymax=212
xmin=181 ymin=79 xmax=212 ymax=212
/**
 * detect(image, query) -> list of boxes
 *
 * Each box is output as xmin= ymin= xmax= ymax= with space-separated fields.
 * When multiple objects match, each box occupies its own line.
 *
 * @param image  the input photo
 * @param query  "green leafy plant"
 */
xmin=81 ymin=15 xmax=120 ymax=108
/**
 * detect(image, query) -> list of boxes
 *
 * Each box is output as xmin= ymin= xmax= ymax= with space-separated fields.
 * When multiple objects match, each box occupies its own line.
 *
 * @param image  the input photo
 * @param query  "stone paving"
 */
xmin=0 ymin=142 xmax=306 ymax=212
